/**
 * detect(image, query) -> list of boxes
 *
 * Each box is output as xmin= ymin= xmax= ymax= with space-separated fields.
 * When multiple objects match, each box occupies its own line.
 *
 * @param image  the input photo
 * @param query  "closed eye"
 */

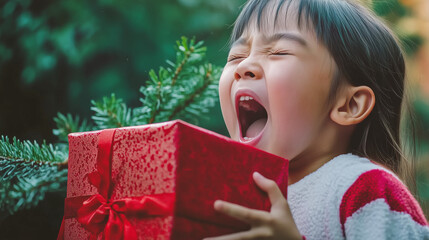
xmin=227 ymin=55 xmax=246 ymax=62
xmin=269 ymin=50 xmax=291 ymax=56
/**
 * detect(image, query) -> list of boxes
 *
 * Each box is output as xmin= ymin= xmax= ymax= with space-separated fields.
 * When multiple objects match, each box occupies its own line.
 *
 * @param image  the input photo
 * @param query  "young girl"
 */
xmin=207 ymin=0 xmax=429 ymax=239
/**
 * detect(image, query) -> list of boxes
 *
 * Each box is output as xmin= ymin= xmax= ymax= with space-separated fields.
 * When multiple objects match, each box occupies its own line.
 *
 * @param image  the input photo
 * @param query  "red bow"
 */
xmin=77 ymin=193 xmax=175 ymax=240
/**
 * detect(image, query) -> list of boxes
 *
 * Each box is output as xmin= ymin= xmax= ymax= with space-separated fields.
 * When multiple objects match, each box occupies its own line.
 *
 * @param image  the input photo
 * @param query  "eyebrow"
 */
xmin=231 ymin=38 xmax=249 ymax=48
xmin=231 ymin=32 xmax=308 ymax=48
xmin=264 ymin=33 xmax=308 ymax=47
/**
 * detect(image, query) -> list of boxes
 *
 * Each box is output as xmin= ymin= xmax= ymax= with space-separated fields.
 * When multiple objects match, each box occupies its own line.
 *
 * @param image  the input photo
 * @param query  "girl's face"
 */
xmin=219 ymin=12 xmax=338 ymax=161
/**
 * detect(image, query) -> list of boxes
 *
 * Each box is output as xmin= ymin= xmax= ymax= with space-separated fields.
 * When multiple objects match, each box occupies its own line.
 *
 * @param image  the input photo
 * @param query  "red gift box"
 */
xmin=58 ymin=120 xmax=288 ymax=240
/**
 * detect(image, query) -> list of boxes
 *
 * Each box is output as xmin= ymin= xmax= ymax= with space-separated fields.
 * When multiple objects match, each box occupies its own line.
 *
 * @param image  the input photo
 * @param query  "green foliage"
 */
xmin=373 ymin=0 xmax=410 ymax=18
xmin=0 ymin=158 xmax=68 ymax=221
xmin=0 ymin=136 xmax=66 ymax=163
xmin=53 ymin=113 xmax=92 ymax=142
xmin=370 ymin=0 xmax=424 ymax=56
xmin=53 ymin=37 xmax=222 ymax=133
xmin=400 ymin=34 xmax=425 ymax=56
xmin=0 ymin=0 xmax=242 ymax=120
xmin=91 ymin=94 xmax=134 ymax=129
xmin=138 ymin=37 xmax=221 ymax=125
xmin=417 ymin=170 xmax=429 ymax=199
xmin=414 ymin=98 xmax=429 ymax=155
xmin=165 ymin=63 xmax=221 ymax=122
xmin=0 ymin=136 xmax=67 ymax=219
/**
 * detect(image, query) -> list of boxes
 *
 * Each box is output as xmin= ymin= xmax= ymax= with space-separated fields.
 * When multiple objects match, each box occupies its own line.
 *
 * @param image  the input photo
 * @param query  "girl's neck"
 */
xmin=288 ymin=150 xmax=348 ymax=185
xmin=287 ymin=118 xmax=354 ymax=185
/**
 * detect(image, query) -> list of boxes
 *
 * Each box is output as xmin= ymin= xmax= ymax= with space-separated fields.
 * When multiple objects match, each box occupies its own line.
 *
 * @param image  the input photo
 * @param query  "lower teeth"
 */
xmin=243 ymin=137 xmax=252 ymax=141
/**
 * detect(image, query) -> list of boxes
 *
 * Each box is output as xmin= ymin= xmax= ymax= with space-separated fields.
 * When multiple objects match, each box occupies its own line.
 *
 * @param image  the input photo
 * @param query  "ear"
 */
xmin=330 ymin=85 xmax=375 ymax=126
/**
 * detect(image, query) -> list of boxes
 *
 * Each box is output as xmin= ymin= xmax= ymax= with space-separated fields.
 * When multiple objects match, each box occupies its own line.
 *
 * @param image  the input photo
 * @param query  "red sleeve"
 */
xmin=339 ymin=169 xmax=428 ymax=234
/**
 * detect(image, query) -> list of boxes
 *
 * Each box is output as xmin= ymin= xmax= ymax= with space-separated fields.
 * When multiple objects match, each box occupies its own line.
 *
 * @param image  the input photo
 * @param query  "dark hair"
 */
xmin=231 ymin=0 xmax=412 ymax=182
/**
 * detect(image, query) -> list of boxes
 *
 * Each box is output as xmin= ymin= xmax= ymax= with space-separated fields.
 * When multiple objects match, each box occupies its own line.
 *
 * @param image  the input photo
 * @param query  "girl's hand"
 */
xmin=204 ymin=172 xmax=302 ymax=240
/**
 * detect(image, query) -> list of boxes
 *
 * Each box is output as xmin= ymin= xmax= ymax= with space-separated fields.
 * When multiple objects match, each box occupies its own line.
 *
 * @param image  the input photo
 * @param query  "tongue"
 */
xmin=246 ymin=118 xmax=267 ymax=138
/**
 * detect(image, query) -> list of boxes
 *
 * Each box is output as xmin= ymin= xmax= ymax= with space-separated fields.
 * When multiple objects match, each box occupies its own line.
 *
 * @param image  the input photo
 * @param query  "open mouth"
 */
xmin=236 ymin=94 xmax=268 ymax=141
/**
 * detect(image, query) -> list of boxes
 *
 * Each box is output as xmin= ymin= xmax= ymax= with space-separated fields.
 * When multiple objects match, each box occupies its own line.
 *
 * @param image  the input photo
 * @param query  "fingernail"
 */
xmin=253 ymin=171 xmax=261 ymax=178
xmin=214 ymin=200 xmax=223 ymax=210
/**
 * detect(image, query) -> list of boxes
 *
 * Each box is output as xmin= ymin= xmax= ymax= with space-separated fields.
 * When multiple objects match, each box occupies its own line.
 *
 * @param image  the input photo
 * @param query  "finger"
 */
xmin=253 ymin=172 xmax=286 ymax=208
xmin=214 ymin=200 xmax=269 ymax=225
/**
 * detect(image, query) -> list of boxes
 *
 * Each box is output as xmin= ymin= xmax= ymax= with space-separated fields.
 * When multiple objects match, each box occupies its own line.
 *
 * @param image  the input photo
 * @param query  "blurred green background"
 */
xmin=1 ymin=0 xmax=429 ymax=238
xmin=0 ymin=0 xmax=243 ymax=142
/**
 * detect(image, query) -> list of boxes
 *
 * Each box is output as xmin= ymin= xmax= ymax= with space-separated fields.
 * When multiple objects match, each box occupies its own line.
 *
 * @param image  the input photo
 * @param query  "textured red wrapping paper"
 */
xmin=62 ymin=120 xmax=288 ymax=239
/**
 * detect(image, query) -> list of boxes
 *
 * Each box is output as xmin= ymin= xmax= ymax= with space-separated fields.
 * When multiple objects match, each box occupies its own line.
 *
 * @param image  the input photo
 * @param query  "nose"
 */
xmin=234 ymin=58 xmax=262 ymax=81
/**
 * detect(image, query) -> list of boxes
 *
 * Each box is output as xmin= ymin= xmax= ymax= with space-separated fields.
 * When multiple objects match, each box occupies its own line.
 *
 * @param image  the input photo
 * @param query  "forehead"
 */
xmin=232 ymin=0 xmax=315 ymax=44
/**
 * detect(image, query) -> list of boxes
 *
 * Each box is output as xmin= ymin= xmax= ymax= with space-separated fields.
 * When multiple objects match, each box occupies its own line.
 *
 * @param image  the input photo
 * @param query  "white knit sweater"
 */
xmin=288 ymin=154 xmax=429 ymax=240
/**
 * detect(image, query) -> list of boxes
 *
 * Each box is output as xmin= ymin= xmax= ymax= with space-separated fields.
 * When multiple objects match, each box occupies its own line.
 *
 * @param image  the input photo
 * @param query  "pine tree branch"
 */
xmin=149 ymin=81 xmax=162 ymax=124
xmin=0 ymin=136 xmax=67 ymax=163
xmin=0 ymin=157 xmax=68 ymax=219
xmin=0 ymin=138 xmax=68 ymax=219
xmin=91 ymin=94 xmax=132 ymax=129
xmin=168 ymin=64 xmax=214 ymax=120
xmin=0 ymin=156 xmax=68 ymax=170
xmin=139 ymin=36 xmax=218 ymax=124
xmin=172 ymin=45 xmax=194 ymax=86
xmin=53 ymin=113 xmax=92 ymax=142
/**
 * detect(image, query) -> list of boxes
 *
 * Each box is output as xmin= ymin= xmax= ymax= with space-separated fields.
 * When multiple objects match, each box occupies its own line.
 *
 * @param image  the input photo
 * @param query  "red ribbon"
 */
xmin=75 ymin=193 xmax=174 ymax=240
xmin=58 ymin=129 xmax=175 ymax=240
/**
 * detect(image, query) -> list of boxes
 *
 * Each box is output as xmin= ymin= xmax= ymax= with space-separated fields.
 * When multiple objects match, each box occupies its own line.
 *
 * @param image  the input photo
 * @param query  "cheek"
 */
xmin=265 ymin=67 xmax=327 ymax=158
xmin=268 ymin=62 xmax=329 ymax=117
xmin=218 ymin=71 xmax=231 ymax=107
xmin=218 ymin=68 xmax=237 ymax=137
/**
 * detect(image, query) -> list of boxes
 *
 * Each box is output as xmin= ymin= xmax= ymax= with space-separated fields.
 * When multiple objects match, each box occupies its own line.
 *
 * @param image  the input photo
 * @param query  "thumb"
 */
xmin=253 ymin=172 xmax=286 ymax=209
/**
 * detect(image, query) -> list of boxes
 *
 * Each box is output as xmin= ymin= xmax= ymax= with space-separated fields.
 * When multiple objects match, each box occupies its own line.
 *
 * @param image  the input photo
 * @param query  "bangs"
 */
xmin=230 ymin=0 xmax=375 ymax=50
xmin=230 ymin=0 xmax=312 ymax=46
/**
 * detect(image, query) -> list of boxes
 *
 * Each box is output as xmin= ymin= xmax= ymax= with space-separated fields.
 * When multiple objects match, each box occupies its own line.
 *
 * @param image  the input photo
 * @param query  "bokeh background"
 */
xmin=1 ymin=0 xmax=428 ymax=238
